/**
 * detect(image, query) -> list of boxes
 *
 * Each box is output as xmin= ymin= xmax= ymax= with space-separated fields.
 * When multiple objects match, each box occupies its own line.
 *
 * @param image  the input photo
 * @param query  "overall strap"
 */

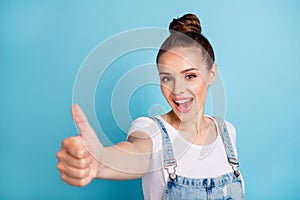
xmin=149 ymin=116 xmax=177 ymax=181
xmin=213 ymin=116 xmax=240 ymax=177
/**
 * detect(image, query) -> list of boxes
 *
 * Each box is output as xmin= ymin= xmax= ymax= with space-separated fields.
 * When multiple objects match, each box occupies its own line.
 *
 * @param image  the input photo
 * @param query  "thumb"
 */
xmin=72 ymin=104 xmax=94 ymax=135
xmin=71 ymin=104 xmax=103 ymax=155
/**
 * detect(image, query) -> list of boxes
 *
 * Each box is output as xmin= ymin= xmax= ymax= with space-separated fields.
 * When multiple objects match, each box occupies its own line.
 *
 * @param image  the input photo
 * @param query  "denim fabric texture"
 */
xmin=150 ymin=117 xmax=244 ymax=200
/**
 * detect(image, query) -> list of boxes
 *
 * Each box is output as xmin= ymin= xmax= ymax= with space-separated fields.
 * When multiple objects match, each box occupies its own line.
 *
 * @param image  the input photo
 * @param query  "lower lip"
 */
xmin=173 ymin=99 xmax=193 ymax=113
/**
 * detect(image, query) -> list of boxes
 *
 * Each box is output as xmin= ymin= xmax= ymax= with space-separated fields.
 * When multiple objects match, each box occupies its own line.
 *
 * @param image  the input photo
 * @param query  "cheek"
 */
xmin=191 ymin=80 xmax=208 ymax=100
xmin=160 ymin=85 xmax=174 ymax=105
xmin=160 ymin=84 xmax=171 ymax=96
xmin=160 ymin=85 xmax=170 ymax=98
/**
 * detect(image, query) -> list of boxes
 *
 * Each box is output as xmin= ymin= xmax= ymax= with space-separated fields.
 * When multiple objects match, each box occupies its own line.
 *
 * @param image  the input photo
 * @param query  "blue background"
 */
xmin=1 ymin=0 xmax=300 ymax=199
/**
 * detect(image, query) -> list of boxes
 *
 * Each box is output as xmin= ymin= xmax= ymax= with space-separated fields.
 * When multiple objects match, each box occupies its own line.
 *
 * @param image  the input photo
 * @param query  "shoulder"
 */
xmin=128 ymin=117 xmax=161 ymax=138
xmin=129 ymin=117 xmax=155 ymax=133
xmin=130 ymin=117 xmax=153 ymax=127
xmin=210 ymin=116 xmax=237 ymax=141
xmin=224 ymin=120 xmax=236 ymax=137
xmin=128 ymin=117 xmax=164 ymax=158
xmin=223 ymin=119 xmax=238 ymax=149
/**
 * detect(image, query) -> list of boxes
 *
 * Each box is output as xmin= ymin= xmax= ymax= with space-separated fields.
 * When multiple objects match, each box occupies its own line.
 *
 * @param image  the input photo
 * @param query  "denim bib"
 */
xmin=149 ymin=116 xmax=244 ymax=200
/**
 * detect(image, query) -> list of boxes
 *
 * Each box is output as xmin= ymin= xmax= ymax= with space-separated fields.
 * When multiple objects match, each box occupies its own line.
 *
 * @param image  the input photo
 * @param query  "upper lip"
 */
xmin=172 ymin=97 xmax=193 ymax=104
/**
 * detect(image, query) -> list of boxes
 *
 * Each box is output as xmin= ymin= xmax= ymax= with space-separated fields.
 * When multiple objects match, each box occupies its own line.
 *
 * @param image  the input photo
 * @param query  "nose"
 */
xmin=172 ymin=77 xmax=185 ymax=95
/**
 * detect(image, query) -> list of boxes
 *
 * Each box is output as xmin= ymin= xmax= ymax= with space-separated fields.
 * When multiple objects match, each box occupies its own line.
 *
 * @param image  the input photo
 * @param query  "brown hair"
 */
xmin=156 ymin=13 xmax=215 ymax=70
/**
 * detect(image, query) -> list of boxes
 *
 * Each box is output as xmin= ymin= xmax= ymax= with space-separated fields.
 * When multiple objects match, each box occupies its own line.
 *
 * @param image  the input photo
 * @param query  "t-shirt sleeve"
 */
xmin=127 ymin=117 xmax=162 ymax=159
xmin=127 ymin=117 xmax=161 ymax=138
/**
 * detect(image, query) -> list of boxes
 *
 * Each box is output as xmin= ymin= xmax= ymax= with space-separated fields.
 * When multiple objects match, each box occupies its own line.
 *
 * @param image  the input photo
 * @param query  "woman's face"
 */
xmin=158 ymin=47 xmax=216 ymax=122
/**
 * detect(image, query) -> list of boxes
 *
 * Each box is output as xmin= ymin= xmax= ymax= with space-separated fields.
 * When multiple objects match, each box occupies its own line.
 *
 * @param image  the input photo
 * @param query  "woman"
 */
xmin=56 ymin=13 xmax=244 ymax=199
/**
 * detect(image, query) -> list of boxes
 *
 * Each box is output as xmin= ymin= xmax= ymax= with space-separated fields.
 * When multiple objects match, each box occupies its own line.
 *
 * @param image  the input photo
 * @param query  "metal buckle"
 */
xmin=232 ymin=164 xmax=240 ymax=177
xmin=164 ymin=164 xmax=177 ymax=181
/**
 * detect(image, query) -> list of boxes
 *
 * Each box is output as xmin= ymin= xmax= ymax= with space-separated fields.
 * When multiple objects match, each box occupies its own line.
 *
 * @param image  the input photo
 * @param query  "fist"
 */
xmin=56 ymin=136 xmax=97 ymax=186
xmin=56 ymin=104 xmax=102 ymax=187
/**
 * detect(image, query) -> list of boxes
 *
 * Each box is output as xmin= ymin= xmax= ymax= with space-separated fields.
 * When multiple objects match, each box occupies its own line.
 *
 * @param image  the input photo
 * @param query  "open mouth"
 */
xmin=172 ymin=98 xmax=194 ymax=113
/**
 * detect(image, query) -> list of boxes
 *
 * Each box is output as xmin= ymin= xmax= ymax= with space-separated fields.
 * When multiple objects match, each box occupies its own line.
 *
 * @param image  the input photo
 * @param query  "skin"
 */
xmin=56 ymin=46 xmax=218 ymax=187
xmin=158 ymin=47 xmax=218 ymax=145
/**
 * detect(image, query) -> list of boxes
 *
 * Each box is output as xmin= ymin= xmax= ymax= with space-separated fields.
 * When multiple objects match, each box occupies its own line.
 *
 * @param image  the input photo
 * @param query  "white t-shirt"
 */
xmin=128 ymin=116 xmax=240 ymax=200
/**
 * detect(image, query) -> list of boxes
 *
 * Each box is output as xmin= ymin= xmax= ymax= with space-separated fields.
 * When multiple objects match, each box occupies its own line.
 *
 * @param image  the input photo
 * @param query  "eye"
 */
xmin=161 ymin=76 xmax=172 ymax=82
xmin=185 ymin=73 xmax=197 ymax=80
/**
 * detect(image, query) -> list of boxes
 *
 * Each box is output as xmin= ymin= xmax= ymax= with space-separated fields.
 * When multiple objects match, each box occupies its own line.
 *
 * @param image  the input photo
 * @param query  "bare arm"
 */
xmin=56 ymin=104 xmax=152 ymax=187
xmin=95 ymin=132 xmax=152 ymax=180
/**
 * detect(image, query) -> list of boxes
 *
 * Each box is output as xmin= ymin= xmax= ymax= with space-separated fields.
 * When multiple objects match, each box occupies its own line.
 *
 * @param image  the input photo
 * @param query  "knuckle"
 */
xmin=56 ymin=151 xmax=63 ymax=159
xmin=78 ymin=169 xmax=89 ymax=179
xmin=77 ymin=181 xmax=85 ymax=187
xmin=76 ymin=148 xmax=87 ymax=158
xmin=61 ymin=138 xmax=69 ymax=148
xmin=75 ymin=149 xmax=83 ymax=158
xmin=78 ymin=178 xmax=90 ymax=187
xmin=56 ymin=163 xmax=64 ymax=171
xmin=60 ymin=173 xmax=67 ymax=181
xmin=56 ymin=163 xmax=61 ymax=170
xmin=62 ymin=136 xmax=78 ymax=148
xmin=78 ymin=160 xmax=87 ymax=168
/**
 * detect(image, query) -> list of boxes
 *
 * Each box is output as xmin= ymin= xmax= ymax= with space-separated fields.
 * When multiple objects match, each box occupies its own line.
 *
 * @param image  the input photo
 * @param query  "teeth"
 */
xmin=175 ymin=99 xmax=191 ymax=104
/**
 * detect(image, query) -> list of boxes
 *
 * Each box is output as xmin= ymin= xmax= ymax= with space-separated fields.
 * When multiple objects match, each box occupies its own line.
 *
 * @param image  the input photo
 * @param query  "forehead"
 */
xmin=158 ymin=47 xmax=205 ymax=72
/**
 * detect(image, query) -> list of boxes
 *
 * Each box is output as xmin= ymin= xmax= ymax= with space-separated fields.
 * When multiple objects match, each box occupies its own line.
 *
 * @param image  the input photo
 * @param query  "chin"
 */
xmin=172 ymin=106 xmax=201 ymax=123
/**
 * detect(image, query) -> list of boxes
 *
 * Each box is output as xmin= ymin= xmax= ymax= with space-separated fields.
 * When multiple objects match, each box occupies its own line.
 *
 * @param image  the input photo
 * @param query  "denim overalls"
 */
xmin=150 ymin=116 xmax=244 ymax=200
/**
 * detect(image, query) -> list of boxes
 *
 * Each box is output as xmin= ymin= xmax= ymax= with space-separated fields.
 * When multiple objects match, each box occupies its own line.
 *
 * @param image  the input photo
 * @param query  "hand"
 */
xmin=56 ymin=104 xmax=103 ymax=187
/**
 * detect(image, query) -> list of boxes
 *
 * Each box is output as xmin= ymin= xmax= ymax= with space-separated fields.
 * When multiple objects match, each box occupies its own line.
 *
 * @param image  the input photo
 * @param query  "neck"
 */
xmin=164 ymin=110 xmax=215 ymax=146
xmin=165 ymin=110 xmax=209 ymax=135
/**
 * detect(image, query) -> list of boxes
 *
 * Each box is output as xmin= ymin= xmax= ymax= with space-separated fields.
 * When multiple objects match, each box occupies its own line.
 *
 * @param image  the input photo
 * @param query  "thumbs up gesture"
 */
xmin=57 ymin=104 xmax=153 ymax=186
xmin=56 ymin=104 xmax=102 ymax=187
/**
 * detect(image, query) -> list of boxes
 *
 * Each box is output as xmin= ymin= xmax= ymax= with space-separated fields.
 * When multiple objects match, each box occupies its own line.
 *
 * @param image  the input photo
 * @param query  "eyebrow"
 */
xmin=159 ymin=67 xmax=198 ymax=75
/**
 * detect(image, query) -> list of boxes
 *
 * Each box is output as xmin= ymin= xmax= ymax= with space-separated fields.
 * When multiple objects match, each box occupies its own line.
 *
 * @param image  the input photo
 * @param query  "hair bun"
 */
xmin=169 ymin=13 xmax=202 ymax=34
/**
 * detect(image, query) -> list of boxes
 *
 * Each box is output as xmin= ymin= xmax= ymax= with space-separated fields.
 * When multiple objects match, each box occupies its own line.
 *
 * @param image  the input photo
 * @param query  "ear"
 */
xmin=208 ymin=63 xmax=217 ymax=85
